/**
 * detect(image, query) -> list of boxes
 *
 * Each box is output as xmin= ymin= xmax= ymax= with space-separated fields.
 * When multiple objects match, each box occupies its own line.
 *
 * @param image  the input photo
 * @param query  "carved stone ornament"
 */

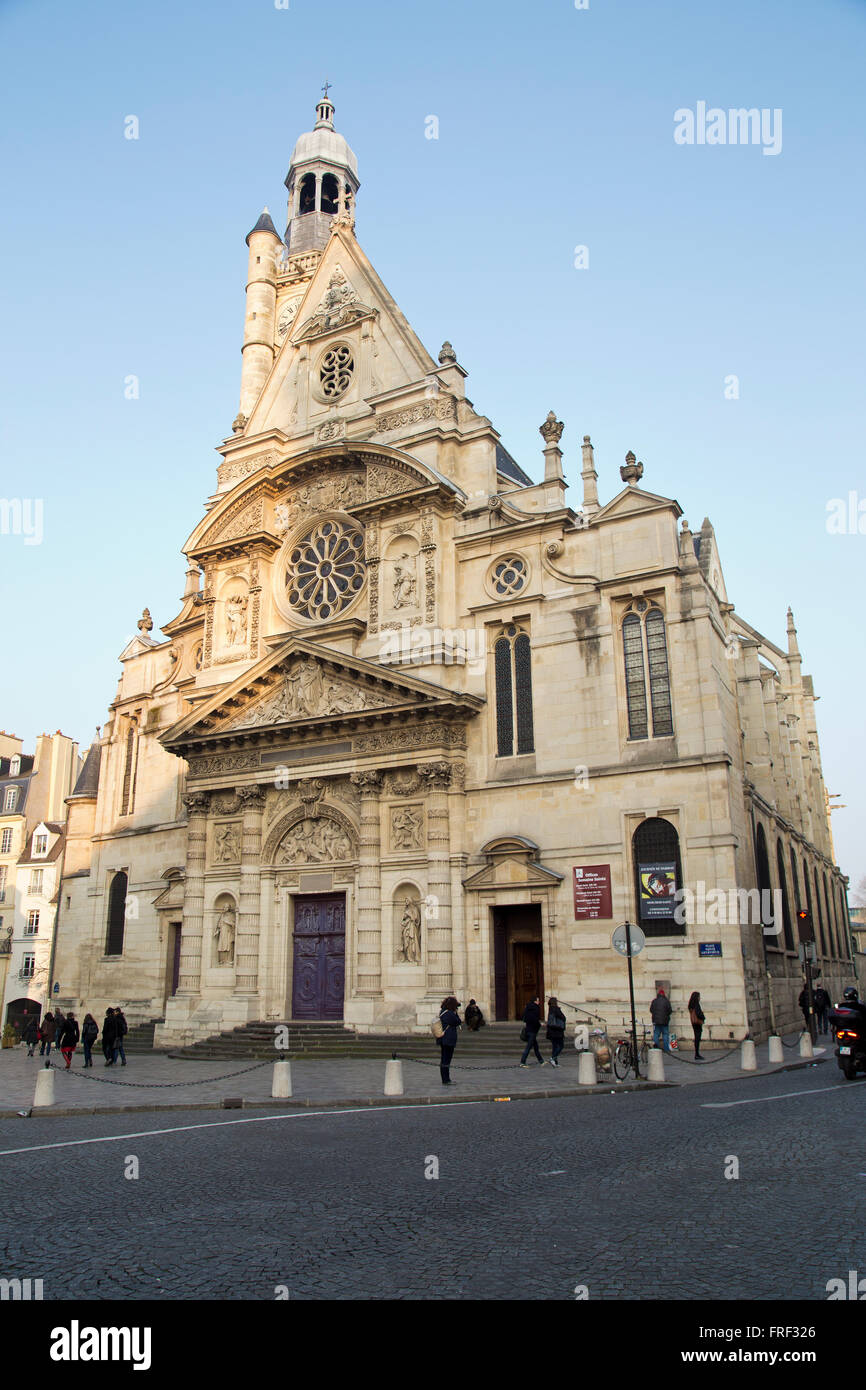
xmin=207 ymin=495 xmax=265 ymax=546
xmin=274 ymin=470 xmax=365 ymax=534
xmin=225 ymin=660 xmax=392 ymax=730
xmin=620 ymin=450 xmax=644 ymax=485
xmin=217 ymin=453 xmax=276 ymax=487
xmin=375 ymin=397 xmax=456 ymax=435
xmin=438 ymin=341 xmax=457 ymax=365
xmin=213 ymin=821 xmax=241 ymax=864
xmin=539 ymin=411 xmax=564 ymax=445
xmin=187 ymin=753 xmax=260 ymax=778
xmin=137 ymin=608 xmax=153 ymax=633
xmin=388 ymin=771 xmax=421 ymax=797
xmin=295 ymin=267 xmax=371 ymax=339
xmin=391 ymin=804 xmax=424 ymax=850
xmin=214 ymin=902 xmax=236 ymax=965
xmin=224 ymin=594 xmax=248 ymax=648
xmin=237 ymin=784 xmax=266 ymax=810
xmin=418 ymin=760 xmax=453 ymax=790
xmin=397 ymin=897 xmax=422 ymax=964
xmin=183 ymin=791 xmax=211 ymax=815
xmin=349 ymin=770 xmax=384 ymax=795
xmin=232 ymin=413 xmax=247 ymax=434
xmin=315 ymin=419 xmax=347 ymax=443
xmin=275 ymin=813 xmax=354 ymax=864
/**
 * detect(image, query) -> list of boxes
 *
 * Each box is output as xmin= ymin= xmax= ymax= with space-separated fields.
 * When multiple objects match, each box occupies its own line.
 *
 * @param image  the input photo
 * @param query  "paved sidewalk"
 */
xmin=0 ymin=1034 xmax=830 ymax=1118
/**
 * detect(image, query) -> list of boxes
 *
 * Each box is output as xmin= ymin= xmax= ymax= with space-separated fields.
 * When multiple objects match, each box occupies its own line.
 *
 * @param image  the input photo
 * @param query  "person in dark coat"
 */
xmin=58 ymin=1012 xmax=79 ymax=1070
xmin=53 ymin=1009 xmax=66 ymax=1045
xmin=81 ymin=1014 xmax=99 ymax=1068
xmin=688 ymin=991 xmax=706 ymax=1059
xmin=39 ymin=1013 xmax=55 ymax=1057
xmin=650 ymin=988 xmax=673 ymax=1053
xmin=545 ymin=996 xmax=566 ymax=1066
xmin=798 ymin=985 xmax=812 ymax=1032
xmin=812 ymin=986 xmax=831 ymax=1036
xmin=102 ymin=1008 xmax=117 ymax=1065
xmin=112 ymin=1007 xmax=128 ymax=1066
xmin=23 ymin=1017 xmax=40 ymax=1057
xmin=520 ymin=996 xmax=546 ymax=1066
xmin=436 ymin=996 xmax=461 ymax=1085
xmin=464 ymin=999 xmax=485 ymax=1031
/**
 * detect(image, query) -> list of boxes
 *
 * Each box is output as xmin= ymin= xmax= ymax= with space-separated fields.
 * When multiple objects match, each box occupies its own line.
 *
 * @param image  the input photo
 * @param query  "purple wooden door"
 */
xmin=291 ymin=895 xmax=345 ymax=1020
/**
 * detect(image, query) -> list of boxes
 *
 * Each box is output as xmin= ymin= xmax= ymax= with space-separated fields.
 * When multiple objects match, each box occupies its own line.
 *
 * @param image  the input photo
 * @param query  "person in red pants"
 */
xmin=58 ymin=1011 xmax=80 ymax=1069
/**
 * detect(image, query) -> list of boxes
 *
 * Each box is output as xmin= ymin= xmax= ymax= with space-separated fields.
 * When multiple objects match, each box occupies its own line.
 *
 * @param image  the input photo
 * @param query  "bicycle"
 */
xmin=613 ymin=1026 xmax=649 ymax=1080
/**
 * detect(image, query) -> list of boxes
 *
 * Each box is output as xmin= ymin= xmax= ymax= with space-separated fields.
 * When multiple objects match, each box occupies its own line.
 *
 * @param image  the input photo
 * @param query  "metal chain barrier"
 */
xmin=44 ymin=1058 xmax=273 ymax=1089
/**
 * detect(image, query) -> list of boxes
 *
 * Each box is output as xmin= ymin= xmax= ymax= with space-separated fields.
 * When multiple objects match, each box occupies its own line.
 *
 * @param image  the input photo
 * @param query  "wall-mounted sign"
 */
xmin=698 ymin=942 xmax=723 ymax=958
xmin=573 ymin=864 xmax=613 ymax=920
xmin=638 ymin=861 xmax=677 ymax=921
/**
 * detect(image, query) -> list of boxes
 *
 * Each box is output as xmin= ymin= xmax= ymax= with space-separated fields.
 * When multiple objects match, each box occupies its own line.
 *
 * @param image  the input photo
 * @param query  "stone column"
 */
xmin=350 ymin=771 xmax=383 ymax=994
xmin=419 ymin=761 xmax=453 ymax=995
xmin=177 ymin=791 xmax=210 ymax=994
xmin=235 ymin=784 xmax=265 ymax=995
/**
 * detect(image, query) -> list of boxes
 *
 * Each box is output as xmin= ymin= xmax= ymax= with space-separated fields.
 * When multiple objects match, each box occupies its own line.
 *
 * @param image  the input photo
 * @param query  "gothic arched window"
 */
xmin=813 ymin=866 xmax=828 ymax=957
xmin=632 ymin=817 xmax=684 ymax=938
xmin=622 ymin=603 xmax=673 ymax=739
xmin=776 ymin=839 xmax=795 ymax=950
xmin=105 ymin=871 xmax=128 ymax=956
xmin=494 ymin=626 xmax=534 ymax=757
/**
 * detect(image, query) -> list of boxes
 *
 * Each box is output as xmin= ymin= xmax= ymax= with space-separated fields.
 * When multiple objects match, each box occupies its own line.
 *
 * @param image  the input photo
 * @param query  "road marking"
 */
xmin=703 ymin=1084 xmax=844 ymax=1108
xmin=542 ymin=1170 xmax=566 ymax=1175
xmin=0 ymin=1100 xmax=492 ymax=1157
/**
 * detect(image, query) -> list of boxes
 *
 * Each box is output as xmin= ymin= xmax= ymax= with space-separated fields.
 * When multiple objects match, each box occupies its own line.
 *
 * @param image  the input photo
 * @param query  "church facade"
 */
xmin=55 ymin=95 xmax=854 ymax=1046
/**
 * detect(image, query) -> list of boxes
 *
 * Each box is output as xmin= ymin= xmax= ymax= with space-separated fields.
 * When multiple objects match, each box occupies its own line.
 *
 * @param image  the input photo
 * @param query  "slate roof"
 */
xmin=69 ymin=743 xmax=102 ymax=799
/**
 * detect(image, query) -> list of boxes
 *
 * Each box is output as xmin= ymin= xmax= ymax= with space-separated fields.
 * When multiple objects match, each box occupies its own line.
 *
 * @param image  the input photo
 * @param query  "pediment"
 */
xmin=463 ymin=855 xmax=564 ymax=891
xmin=161 ymin=636 xmax=483 ymax=752
xmin=592 ymin=486 xmax=682 ymax=523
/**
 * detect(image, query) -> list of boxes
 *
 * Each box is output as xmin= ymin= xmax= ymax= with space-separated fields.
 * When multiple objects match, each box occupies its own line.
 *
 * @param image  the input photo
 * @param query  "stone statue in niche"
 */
xmin=392 ymin=553 xmax=418 ymax=609
xmin=391 ymin=805 xmax=423 ymax=850
xmin=213 ymin=822 xmax=240 ymax=864
xmin=224 ymin=595 xmax=248 ymax=647
xmin=214 ymin=903 xmax=236 ymax=965
xmin=398 ymin=898 xmax=422 ymax=964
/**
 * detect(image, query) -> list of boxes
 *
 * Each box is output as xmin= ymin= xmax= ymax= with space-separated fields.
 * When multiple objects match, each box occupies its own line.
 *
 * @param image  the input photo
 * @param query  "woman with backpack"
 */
xmin=39 ymin=1012 xmax=55 ymax=1057
xmin=688 ymin=991 xmax=706 ymax=1060
xmin=435 ymin=996 xmax=462 ymax=1086
xmin=546 ymin=996 xmax=567 ymax=1066
xmin=81 ymin=1014 xmax=99 ymax=1068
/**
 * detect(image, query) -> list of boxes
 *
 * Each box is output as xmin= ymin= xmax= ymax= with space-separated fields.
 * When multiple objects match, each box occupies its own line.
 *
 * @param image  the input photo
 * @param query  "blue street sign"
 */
xmin=698 ymin=942 xmax=723 ymax=958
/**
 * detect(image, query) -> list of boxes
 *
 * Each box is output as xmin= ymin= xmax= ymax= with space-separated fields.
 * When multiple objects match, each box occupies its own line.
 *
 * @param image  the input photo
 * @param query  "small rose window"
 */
xmin=320 ymin=344 xmax=354 ymax=398
xmin=285 ymin=518 xmax=365 ymax=621
xmin=491 ymin=556 xmax=528 ymax=597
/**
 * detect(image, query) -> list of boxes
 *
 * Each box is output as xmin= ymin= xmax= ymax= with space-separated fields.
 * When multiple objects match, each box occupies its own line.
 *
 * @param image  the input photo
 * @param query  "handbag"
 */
xmin=520 ymin=1026 xmax=528 ymax=1042
xmin=431 ymin=1016 xmax=445 ymax=1039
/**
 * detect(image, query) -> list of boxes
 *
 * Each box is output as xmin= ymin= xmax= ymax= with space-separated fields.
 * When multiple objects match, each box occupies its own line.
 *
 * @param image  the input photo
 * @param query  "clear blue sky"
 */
xmin=0 ymin=0 xmax=863 ymax=891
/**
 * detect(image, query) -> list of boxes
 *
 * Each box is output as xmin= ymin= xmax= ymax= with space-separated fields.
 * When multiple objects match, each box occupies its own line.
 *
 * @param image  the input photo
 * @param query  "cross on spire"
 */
xmin=322 ymin=80 xmax=331 ymax=100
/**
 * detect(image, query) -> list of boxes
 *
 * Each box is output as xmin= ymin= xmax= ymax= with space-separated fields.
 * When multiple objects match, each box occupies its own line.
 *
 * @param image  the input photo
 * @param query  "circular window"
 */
xmin=490 ymin=555 xmax=528 ymax=597
xmin=284 ymin=517 xmax=365 ymax=622
xmin=319 ymin=344 xmax=354 ymax=398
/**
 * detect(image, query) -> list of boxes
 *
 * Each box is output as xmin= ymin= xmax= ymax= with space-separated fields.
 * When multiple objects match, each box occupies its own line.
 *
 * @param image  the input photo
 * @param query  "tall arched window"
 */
xmin=755 ymin=824 xmax=775 ymax=940
xmin=813 ymin=866 xmax=828 ymax=957
xmin=321 ymin=173 xmax=339 ymax=214
xmin=789 ymin=847 xmax=801 ymax=911
xmin=494 ymin=626 xmax=534 ymax=757
xmin=119 ymin=718 xmax=138 ymax=816
xmin=105 ymin=871 xmax=128 ymax=956
xmin=299 ymin=173 xmax=316 ymax=215
xmin=822 ymin=873 xmax=836 ymax=957
xmin=622 ymin=603 xmax=673 ymax=739
xmin=776 ymin=840 xmax=794 ymax=950
xmin=632 ymin=817 xmax=684 ymax=938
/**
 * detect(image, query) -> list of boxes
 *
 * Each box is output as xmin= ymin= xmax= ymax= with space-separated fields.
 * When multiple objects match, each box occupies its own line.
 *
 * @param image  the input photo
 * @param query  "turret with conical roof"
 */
xmin=284 ymin=87 xmax=359 ymax=253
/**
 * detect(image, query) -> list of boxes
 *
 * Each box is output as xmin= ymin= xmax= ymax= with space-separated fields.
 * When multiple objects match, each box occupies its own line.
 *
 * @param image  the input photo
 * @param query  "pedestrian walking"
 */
xmin=650 ymin=987 xmax=673 ymax=1053
xmin=81 ymin=1014 xmax=99 ymax=1068
xmin=53 ymin=1009 xmax=66 ymax=1046
xmin=112 ymin=1007 xmax=128 ymax=1066
xmin=813 ymin=986 xmax=831 ymax=1035
xmin=436 ymin=996 xmax=461 ymax=1085
xmin=688 ymin=990 xmax=705 ymax=1059
xmin=58 ymin=1012 xmax=79 ymax=1070
xmin=464 ymin=999 xmax=485 ymax=1031
xmin=39 ymin=1013 xmax=55 ymax=1057
xmin=23 ymin=1016 xmax=40 ymax=1057
xmin=102 ymin=1008 xmax=117 ymax=1065
xmin=519 ymin=996 xmax=546 ymax=1066
xmin=797 ymin=985 xmax=811 ymax=1032
xmin=546 ymin=996 xmax=566 ymax=1066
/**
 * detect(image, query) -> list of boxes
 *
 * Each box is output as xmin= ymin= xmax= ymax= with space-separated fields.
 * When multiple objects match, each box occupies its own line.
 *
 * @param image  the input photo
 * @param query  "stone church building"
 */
xmin=55 ymin=95 xmax=853 ymax=1046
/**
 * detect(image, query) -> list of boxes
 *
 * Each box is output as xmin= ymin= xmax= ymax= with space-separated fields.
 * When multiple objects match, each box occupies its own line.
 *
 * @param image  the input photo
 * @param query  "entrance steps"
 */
xmin=167 ymin=1020 xmax=528 ymax=1061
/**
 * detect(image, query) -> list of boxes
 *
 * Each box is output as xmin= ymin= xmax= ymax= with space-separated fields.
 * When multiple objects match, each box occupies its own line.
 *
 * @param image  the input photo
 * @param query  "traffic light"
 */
xmin=796 ymin=908 xmax=814 ymax=943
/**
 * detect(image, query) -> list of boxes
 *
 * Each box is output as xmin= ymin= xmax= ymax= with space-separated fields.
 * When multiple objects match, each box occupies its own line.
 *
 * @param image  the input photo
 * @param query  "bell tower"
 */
xmin=284 ymin=86 xmax=360 ymax=254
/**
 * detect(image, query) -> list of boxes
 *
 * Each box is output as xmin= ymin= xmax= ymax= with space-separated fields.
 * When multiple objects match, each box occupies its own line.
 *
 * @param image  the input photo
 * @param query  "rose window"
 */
xmin=491 ymin=556 xmax=527 ymax=596
xmin=319 ymin=345 xmax=354 ymax=398
xmin=285 ymin=519 xmax=365 ymax=621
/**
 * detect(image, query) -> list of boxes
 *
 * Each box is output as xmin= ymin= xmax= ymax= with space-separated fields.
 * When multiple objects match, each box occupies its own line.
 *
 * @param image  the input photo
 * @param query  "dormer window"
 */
xmin=4 ymin=787 xmax=18 ymax=813
xmin=34 ymin=833 xmax=48 ymax=856
xmin=9 ymin=756 xmax=20 ymax=776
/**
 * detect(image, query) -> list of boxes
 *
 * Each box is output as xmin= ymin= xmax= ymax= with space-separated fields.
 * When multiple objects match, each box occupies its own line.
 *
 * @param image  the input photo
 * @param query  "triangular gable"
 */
xmin=246 ymin=226 xmax=439 ymax=437
xmin=591 ymin=486 xmax=683 ymax=524
xmin=463 ymin=856 xmax=564 ymax=890
xmin=162 ymin=635 xmax=483 ymax=750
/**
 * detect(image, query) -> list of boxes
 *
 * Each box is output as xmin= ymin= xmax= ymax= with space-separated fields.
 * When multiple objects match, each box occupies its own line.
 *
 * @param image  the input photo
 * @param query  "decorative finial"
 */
xmin=539 ymin=411 xmax=564 ymax=445
xmin=620 ymin=450 xmax=644 ymax=485
xmin=232 ymin=412 xmax=247 ymax=434
xmin=438 ymin=341 xmax=457 ymax=365
xmin=137 ymin=608 xmax=153 ymax=633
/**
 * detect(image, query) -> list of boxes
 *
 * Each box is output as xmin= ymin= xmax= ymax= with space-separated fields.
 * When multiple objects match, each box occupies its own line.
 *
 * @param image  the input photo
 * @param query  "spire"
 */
xmin=786 ymin=607 xmax=801 ymax=658
xmin=580 ymin=435 xmax=599 ymax=514
xmin=245 ymin=207 xmax=279 ymax=245
xmin=315 ymin=82 xmax=335 ymax=129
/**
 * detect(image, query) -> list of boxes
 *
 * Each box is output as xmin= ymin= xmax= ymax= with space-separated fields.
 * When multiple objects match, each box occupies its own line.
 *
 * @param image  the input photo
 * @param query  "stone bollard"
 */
xmin=768 ymin=1035 xmax=784 ymax=1063
xmin=578 ymin=1051 xmax=597 ymax=1086
xmin=647 ymin=1047 xmax=666 ymax=1082
xmin=33 ymin=1063 xmax=55 ymax=1108
xmin=741 ymin=1039 xmax=757 ymax=1071
xmin=272 ymin=1060 xmax=292 ymax=1098
xmin=384 ymin=1058 xmax=404 ymax=1096
xmin=799 ymin=1032 xmax=814 ymax=1059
